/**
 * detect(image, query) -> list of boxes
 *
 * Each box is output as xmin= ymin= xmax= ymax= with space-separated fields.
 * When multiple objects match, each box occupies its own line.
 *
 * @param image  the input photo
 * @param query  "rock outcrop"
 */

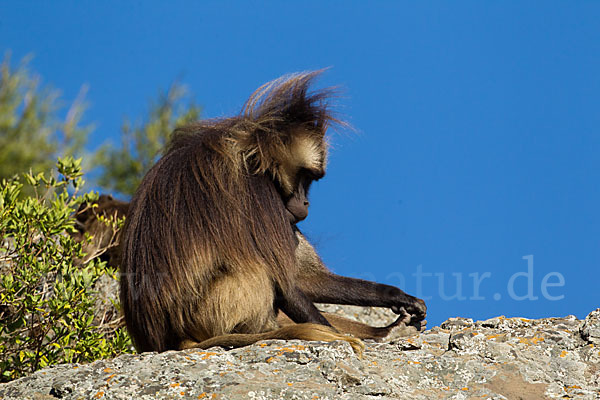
xmin=1 ymin=307 xmax=599 ymax=400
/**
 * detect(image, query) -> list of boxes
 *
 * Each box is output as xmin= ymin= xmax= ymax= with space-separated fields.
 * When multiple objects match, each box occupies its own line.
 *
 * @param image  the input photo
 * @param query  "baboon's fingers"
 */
xmin=394 ymin=307 xmax=412 ymax=325
xmin=392 ymin=300 xmax=427 ymax=330
xmin=404 ymin=317 xmax=427 ymax=332
xmin=392 ymin=301 xmax=426 ymax=319
xmin=411 ymin=316 xmax=427 ymax=332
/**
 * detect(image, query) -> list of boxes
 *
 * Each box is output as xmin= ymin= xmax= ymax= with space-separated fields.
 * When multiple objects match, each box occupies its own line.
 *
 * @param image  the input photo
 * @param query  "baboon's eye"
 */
xmin=300 ymin=168 xmax=325 ymax=181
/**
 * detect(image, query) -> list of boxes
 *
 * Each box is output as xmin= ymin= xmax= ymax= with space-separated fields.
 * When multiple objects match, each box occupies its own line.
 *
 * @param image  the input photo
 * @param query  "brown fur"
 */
xmin=120 ymin=71 xmax=426 ymax=355
xmin=76 ymin=200 xmax=419 ymax=345
xmin=77 ymin=200 xmax=416 ymax=347
xmin=121 ymin=71 xmax=362 ymax=353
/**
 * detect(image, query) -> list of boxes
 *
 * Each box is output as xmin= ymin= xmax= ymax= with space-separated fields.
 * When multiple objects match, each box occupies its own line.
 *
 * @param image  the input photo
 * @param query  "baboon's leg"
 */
xmin=179 ymin=323 xmax=364 ymax=355
xmin=189 ymin=266 xmax=281 ymax=340
xmin=182 ymin=268 xmax=365 ymax=354
xmin=276 ymin=311 xmax=410 ymax=340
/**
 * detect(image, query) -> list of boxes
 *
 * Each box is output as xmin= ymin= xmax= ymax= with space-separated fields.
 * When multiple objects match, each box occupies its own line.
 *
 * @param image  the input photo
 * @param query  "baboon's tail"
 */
xmin=278 ymin=312 xmax=409 ymax=341
xmin=178 ymin=323 xmax=364 ymax=355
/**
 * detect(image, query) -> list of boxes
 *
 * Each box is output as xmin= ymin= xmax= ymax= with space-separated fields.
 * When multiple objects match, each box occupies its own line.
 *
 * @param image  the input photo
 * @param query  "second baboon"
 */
xmin=73 ymin=194 xmax=129 ymax=266
xmin=120 ymin=71 xmax=427 ymax=354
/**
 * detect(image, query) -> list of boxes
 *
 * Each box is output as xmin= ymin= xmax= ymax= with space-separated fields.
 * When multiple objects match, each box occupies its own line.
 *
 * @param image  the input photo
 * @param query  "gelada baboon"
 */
xmin=120 ymin=71 xmax=427 ymax=354
xmin=76 ymin=199 xmax=423 ymax=341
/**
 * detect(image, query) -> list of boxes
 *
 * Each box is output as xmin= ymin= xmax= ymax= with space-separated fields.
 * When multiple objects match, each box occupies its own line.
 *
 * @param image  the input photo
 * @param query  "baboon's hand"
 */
xmin=391 ymin=296 xmax=426 ymax=324
xmin=394 ymin=306 xmax=427 ymax=332
xmin=392 ymin=306 xmax=427 ymax=333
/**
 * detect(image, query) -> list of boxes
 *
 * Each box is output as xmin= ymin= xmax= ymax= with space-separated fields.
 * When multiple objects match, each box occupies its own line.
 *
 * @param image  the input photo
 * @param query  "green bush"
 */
xmin=0 ymin=157 xmax=132 ymax=383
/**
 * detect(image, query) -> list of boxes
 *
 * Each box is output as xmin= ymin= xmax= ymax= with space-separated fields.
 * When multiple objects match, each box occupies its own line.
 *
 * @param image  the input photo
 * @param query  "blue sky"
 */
xmin=1 ymin=2 xmax=599 ymax=327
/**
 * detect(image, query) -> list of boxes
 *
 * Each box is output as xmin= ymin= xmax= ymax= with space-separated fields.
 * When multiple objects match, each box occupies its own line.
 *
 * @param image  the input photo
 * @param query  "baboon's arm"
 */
xmin=299 ymin=273 xmax=426 ymax=320
xmin=294 ymin=230 xmax=427 ymax=325
xmin=274 ymin=285 xmax=333 ymax=327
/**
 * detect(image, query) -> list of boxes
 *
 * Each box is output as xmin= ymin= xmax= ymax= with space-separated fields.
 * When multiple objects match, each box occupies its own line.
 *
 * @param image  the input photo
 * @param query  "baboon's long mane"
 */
xmin=121 ymin=71 xmax=338 ymax=351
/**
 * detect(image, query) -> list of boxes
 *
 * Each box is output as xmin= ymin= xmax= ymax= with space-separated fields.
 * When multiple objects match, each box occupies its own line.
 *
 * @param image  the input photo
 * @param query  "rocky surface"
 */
xmin=1 ymin=307 xmax=599 ymax=400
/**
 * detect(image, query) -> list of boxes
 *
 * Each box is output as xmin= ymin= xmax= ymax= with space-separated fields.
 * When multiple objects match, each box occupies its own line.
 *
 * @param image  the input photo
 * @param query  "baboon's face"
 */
xmin=278 ymin=133 xmax=327 ymax=224
xmin=282 ymin=166 xmax=325 ymax=224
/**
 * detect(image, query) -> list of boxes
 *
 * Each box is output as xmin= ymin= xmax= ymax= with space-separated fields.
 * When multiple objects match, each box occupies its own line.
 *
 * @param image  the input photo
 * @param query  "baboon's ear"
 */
xmin=98 ymin=194 xmax=114 ymax=204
